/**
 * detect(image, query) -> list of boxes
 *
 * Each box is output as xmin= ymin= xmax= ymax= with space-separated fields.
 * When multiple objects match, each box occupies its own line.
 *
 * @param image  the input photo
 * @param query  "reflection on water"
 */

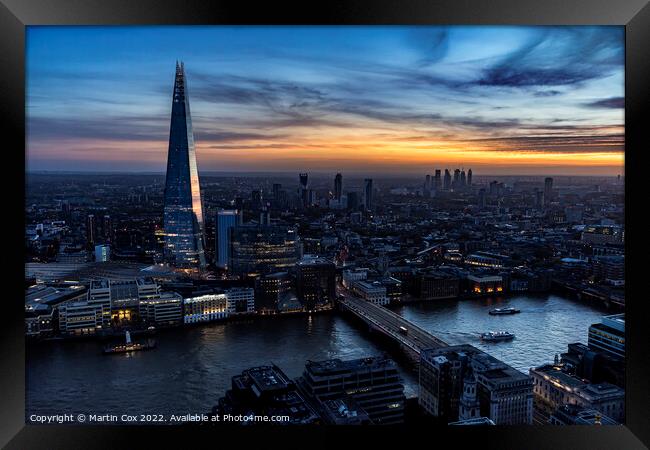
xmin=26 ymin=294 xmax=608 ymax=417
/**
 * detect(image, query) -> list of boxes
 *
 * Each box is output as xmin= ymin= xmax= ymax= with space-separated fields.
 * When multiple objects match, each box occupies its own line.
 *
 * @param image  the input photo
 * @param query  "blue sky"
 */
xmin=26 ymin=26 xmax=624 ymax=174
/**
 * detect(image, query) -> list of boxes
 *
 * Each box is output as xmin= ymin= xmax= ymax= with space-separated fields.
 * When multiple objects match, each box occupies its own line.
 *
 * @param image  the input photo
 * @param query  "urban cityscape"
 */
xmin=26 ymin=26 xmax=624 ymax=426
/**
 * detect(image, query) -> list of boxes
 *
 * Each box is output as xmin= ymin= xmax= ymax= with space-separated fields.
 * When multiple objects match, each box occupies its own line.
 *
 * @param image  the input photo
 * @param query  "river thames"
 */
xmin=27 ymin=293 xmax=609 ymax=418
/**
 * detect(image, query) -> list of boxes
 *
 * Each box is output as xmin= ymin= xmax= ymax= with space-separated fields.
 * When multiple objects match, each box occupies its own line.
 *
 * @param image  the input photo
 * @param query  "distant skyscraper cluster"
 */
xmin=424 ymin=168 xmax=472 ymax=196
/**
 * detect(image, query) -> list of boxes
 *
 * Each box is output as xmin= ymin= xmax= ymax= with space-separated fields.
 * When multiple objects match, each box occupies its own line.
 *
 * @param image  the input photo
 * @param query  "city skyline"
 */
xmin=27 ymin=26 xmax=624 ymax=175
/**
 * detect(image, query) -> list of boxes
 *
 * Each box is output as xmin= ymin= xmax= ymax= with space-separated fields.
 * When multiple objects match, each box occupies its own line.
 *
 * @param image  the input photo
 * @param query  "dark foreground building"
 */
xmin=214 ymin=365 xmax=320 ymax=424
xmin=297 ymin=356 xmax=406 ymax=424
xmin=419 ymin=345 xmax=533 ymax=425
xmin=162 ymin=62 xmax=206 ymax=272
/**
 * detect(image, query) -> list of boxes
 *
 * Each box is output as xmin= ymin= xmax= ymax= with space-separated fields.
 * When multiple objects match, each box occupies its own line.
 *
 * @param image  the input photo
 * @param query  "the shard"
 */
xmin=162 ymin=61 xmax=206 ymax=271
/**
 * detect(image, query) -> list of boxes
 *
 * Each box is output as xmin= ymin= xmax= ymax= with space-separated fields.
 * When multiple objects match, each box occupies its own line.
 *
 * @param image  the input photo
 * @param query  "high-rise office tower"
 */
xmin=467 ymin=169 xmax=473 ymax=186
xmin=216 ymin=209 xmax=240 ymax=268
xmin=544 ymin=177 xmax=553 ymax=206
xmin=299 ymin=173 xmax=309 ymax=207
xmin=299 ymin=173 xmax=309 ymax=190
xmin=162 ymin=61 xmax=206 ymax=270
xmin=434 ymin=169 xmax=442 ymax=191
xmin=86 ymin=214 xmax=96 ymax=247
xmin=363 ymin=178 xmax=373 ymax=211
xmin=334 ymin=173 xmax=343 ymax=200
xmin=453 ymin=169 xmax=461 ymax=188
xmin=443 ymin=169 xmax=452 ymax=191
xmin=102 ymin=215 xmax=112 ymax=243
xmin=272 ymin=183 xmax=282 ymax=200
xmin=425 ymin=174 xmax=431 ymax=191
xmin=460 ymin=170 xmax=467 ymax=187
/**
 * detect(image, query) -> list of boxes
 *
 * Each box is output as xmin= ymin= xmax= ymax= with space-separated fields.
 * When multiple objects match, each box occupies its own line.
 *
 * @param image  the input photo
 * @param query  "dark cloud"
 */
xmin=583 ymin=97 xmax=624 ymax=109
xmin=469 ymin=133 xmax=624 ymax=153
xmin=477 ymin=27 xmax=623 ymax=87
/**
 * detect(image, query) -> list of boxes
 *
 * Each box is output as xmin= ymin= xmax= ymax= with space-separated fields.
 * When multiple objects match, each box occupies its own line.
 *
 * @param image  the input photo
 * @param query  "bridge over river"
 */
xmin=338 ymin=295 xmax=448 ymax=359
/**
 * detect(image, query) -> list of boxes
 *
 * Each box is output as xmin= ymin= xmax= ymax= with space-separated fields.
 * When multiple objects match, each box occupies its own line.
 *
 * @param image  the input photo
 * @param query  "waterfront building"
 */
xmin=229 ymin=224 xmax=299 ymax=277
xmin=139 ymin=292 xmax=183 ymax=327
xmin=560 ymin=342 xmax=624 ymax=388
xmin=364 ymin=178 xmax=374 ymax=211
xmin=216 ymin=365 xmax=320 ymax=424
xmin=94 ymin=244 xmax=110 ymax=262
xmin=593 ymin=255 xmax=624 ymax=284
xmin=183 ymin=292 xmax=229 ymax=323
xmin=413 ymin=269 xmax=460 ymax=300
xmin=215 ymin=209 xmax=240 ymax=268
xmin=162 ymin=62 xmax=206 ymax=271
xmin=588 ymin=314 xmax=625 ymax=359
xmin=342 ymin=268 xmax=368 ymax=288
xmin=58 ymin=301 xmax=106 ymax=336
xmin=255 ymin=271 xmax=293 ymax=313
xmin=351 ymin=280 xmax=389 ymax=306
xmin=26 ymin=284 xmax=88 ymax=337
xmin=420 ymin=345 xmax=533 ymax=425
xmin=295 ymin=257 xmax=336 ymax=310
xmin=334 ymin=173 xmax=343 ymax=200
xmin=530 ymin=364 xmax=625 ymax=423
xmin=466 ymin=274 xmax=504 ymax=295
xmin=298 ymin=356 xmax=406 ymax=424
xmin=225 ymin=287 xmax=255 ymax=314
xmin=380 ymin=277 xmax=403 ymax=303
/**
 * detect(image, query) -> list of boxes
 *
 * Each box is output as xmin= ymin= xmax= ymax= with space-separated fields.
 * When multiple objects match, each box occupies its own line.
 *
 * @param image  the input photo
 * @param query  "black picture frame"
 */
xmin=1 ymin=0 xmax=648 ymax=448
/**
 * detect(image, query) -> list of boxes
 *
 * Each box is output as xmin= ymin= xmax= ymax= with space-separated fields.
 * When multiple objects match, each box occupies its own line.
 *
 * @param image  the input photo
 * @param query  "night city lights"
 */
xmin=25 ymin=25 xmax=625 ymax=427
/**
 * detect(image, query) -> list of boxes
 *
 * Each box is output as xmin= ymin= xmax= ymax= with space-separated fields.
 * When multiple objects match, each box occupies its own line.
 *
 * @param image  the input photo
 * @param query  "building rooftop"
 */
xmin=305 ymin=356 xmax=397 ymax=376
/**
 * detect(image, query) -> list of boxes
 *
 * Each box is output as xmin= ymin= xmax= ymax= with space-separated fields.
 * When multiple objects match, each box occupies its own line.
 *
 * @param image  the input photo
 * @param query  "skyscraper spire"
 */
xmin=163 ymin=62 xmax=206 ymax=271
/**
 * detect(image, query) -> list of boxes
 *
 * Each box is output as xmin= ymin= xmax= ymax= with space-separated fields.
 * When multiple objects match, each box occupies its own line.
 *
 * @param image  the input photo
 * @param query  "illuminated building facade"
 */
xmin=184 ymin=293 xmax=229 ymax=323
xmin=162 ymin=61 xmax=206 ymax=271
xmin=530 ymin=364 xmax=625 ymax=423
xmin=229 ymin=225 xmax=299 ymax=276
xmin=588 ymin=314 xmax=625 ymax=359
xmin=466 ymin=274 xmax=504 ymax=295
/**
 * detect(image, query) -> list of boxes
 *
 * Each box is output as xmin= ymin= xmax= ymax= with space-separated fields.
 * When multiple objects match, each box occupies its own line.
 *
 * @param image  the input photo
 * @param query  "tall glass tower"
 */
xmin=163 ymin=61 xmax=206 ymax=271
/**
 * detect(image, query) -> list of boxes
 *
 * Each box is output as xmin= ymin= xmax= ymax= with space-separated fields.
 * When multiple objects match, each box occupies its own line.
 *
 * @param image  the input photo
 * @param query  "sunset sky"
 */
xmin=26 ymin=26 xmax=624 ymax=175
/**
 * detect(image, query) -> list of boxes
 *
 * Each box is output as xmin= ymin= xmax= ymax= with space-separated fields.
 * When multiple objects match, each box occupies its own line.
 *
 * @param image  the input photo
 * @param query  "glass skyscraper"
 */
xmin=163 ymin=62 xmax=206 ymax=271
xmin=216 ymin=209 xmax=240 ymax=268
